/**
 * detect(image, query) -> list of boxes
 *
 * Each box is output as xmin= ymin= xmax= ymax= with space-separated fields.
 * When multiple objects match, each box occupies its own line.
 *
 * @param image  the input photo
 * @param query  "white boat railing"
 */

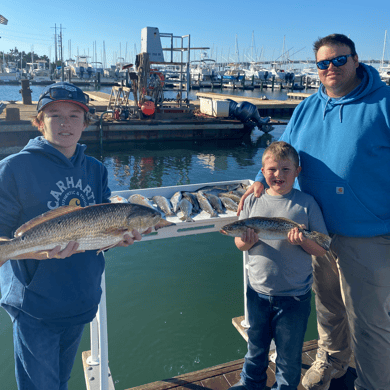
xmin=86 ymin=270 xmax=113 ymax=390
xmin=84 ymin=179 xmax=254 ymax=390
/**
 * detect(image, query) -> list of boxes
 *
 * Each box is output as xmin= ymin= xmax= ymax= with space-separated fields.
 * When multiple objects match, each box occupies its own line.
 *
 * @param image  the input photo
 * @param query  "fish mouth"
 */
xmin=219 ymin=229 xmax=228 ymax=235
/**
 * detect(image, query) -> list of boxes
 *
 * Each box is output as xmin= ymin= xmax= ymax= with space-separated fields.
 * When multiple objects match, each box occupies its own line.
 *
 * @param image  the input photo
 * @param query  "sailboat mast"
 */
xmin=381 ymin=30 xmax=387 ymax=69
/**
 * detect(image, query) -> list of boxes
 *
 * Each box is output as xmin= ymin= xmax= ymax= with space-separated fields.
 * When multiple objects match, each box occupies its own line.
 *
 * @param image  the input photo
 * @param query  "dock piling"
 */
xmin=20 ymin=79 xmax=32 ymax=105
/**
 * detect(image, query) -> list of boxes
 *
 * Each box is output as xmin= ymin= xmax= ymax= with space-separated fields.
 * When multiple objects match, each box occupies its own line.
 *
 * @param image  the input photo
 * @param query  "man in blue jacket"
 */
xmin=238 ymin=34 xmax=390 ymax=390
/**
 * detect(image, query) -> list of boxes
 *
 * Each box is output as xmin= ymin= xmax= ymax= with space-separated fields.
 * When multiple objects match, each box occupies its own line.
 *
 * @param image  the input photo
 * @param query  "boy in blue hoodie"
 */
xmin=0 ymin=82 xmax=147 ymax=390
xmin=238 ymin=34 xmax=390 ymax=390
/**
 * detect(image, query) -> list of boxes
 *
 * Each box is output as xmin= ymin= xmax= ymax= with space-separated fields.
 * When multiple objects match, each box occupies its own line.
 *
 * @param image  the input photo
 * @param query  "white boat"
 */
xmin=27 ymin=60 xmax=52 ymax=84
xmin=66 ymin=55 xmax=95 ymax=79
xmin=243 ymin=62 xmax=270 ymax=84
xmin=190 ymin=58 xmax=218 ymax=87
xmin=0 ymin=60 xmax=20 ymax=83
xmin=302 ymin=66 xmax=320 ymax=88
xmin=379 ymin=65 xmax=390 ymax=82
xmin=103 ymin=58 xmax=127 ymax=81
xmin=268 ymin=63 xmax=295 ymax=83
xmin=222 ymin=63 xmax=245 ymax=81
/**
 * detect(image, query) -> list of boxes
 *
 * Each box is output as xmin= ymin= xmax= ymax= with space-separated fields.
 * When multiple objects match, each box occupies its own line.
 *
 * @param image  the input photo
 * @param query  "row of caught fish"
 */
xmin=0 ymin=202 xmax=331 ymax=265
xmin=110 ymin=183 xmax=249 ymax=222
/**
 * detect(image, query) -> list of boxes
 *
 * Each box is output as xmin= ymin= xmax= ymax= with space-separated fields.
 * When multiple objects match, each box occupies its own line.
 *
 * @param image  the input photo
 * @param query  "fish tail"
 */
xmin=303 ymin=230 xmax=331 ymax=251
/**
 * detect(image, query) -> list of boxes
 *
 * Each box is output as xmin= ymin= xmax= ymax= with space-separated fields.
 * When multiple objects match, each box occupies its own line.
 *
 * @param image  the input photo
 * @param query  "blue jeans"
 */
xmin=241 ymin=284 xmax=311 ymax=390
xmin=13 ymin=311 xmax=85 ymax=390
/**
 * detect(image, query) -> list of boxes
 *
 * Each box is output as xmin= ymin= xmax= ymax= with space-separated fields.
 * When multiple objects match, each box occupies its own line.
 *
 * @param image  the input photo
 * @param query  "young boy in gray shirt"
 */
xmin=230 ymin=141 xmax=328 ymax=390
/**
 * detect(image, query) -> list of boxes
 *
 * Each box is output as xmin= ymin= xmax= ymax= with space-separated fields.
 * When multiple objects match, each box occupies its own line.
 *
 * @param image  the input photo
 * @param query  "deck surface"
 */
xmin=82 ymin=315 xmax=357 ymax=390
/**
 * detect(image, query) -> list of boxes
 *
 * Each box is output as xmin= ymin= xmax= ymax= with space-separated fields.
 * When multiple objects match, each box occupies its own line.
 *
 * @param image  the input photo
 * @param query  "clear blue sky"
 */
xmin=1 ymin=0 xmax=389 ymax=66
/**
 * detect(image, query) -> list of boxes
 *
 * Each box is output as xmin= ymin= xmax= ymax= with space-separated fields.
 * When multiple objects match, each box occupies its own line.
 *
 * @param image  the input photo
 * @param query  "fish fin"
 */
xmin=97 ymin=243 xmax=119 ymax=254
xmin=15 ymin=205 xmax=82 ymax=237
xmin=155 ymin=219 xmax=175 ymax=230
xmin=96 ymin=229 xmax=133 ymax=253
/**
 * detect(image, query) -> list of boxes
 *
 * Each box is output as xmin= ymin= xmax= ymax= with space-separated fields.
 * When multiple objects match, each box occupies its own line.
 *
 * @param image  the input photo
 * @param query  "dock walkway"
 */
xmin=82 ymin=315 xmax=357 ymax=390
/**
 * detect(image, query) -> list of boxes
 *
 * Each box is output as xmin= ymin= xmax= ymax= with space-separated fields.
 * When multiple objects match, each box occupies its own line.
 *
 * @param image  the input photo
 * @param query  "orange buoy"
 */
xmin=140 ymin=101 xmax=155 ymax=116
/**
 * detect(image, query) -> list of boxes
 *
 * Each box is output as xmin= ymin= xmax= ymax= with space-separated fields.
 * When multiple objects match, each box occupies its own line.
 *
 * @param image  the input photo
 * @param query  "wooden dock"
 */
xmin=0 ymin=98 xmax=249 ymax=154
xmin=195 ymin=92 xmax=307 ymax=118
xmin=81 ymin=315 xmax=357 ymax=390
xmin=0 ymin=90 xmax=294 ymax=154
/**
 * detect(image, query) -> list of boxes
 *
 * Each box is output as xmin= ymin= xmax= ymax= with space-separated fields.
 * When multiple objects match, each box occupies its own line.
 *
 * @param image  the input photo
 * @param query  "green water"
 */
xmin=0 ymin=99 xmax=318 ymax=390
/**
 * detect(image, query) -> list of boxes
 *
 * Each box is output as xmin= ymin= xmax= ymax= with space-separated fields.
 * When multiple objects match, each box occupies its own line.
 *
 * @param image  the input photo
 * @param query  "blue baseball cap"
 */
xmin=37 ymin=82 xmax=90 ymax=113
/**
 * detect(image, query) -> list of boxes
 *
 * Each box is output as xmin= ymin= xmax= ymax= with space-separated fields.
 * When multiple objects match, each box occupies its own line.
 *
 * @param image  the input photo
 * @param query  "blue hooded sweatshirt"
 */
xmin=0 ymin=137 xmax=111 ymax=325
xmin=255 ymin=64 xmax=390 ymax=237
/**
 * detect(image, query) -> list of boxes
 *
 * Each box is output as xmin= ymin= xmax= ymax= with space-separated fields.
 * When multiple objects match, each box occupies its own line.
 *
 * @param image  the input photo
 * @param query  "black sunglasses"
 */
xmin=46 ymin=86 xmax=89 ymax=105
xmin=316 ymin=54 xmax=353 ymax=70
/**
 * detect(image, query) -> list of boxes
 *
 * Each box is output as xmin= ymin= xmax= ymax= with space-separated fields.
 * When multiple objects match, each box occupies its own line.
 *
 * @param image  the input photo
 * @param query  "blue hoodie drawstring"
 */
xmin=323 ymin=98 xmax=331 ymax=120
xmin=339 ymin=104 xmax=344 ymax=122
xmin=323 ymin=97 xmax=343 ymax=123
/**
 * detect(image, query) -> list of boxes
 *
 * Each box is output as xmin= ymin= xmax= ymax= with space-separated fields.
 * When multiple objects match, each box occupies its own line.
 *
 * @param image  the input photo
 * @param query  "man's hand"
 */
xmin=237 ymin=182 xmax=265 ymax=215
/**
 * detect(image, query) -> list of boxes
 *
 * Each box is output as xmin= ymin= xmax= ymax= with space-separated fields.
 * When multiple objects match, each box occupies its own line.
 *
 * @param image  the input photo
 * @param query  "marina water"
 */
xmin=0 ymin=85 xmax=318 ymax=390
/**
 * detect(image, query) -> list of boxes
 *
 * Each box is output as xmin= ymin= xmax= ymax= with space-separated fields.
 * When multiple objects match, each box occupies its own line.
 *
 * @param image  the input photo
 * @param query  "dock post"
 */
xmin=241 ymin=251 xmax=250 ymax=328
xmin=96 ymin=72 xmax=101 ymax=88
xmin=271 ymin=76 xmax=275 ymax=91
xmin=5 ymin=107 xmax=20 ymax=121
xmin=67 ymin=68 xmax=72 ymax=83
xmin=20 ymin=79 xmax=32 ymax=105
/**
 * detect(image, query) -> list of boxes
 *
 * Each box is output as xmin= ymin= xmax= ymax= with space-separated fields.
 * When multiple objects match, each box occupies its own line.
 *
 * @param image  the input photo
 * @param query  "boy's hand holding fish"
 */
xmin=287 ymin=225 xmax=326 ymax=257
xmin=234 ymin=228 xmax=259 ymax=252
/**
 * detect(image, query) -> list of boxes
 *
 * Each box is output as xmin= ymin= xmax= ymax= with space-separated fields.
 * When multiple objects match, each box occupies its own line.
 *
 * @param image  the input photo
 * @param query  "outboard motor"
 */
xmin=227 ymin=99 xmax=271 ymax=132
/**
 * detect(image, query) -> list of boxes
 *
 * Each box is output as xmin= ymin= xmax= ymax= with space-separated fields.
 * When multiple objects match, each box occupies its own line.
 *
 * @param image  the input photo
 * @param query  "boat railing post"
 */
xmin=87 ymin=317 xmax=100 ymax=366
xmin=241 ymin=251 xmax=250 ymax=329
xmin=98 ymin=269 xmax=110 ymax=390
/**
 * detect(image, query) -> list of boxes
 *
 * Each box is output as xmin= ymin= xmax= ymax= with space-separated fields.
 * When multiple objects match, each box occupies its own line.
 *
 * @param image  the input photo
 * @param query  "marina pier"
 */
xmin=0 ymin=89 xmax=304 ymax=155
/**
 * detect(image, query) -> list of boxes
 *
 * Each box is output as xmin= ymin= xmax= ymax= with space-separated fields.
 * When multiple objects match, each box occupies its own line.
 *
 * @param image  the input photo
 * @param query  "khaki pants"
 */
xmin=312 ymin=234 xmax=390 ymax=390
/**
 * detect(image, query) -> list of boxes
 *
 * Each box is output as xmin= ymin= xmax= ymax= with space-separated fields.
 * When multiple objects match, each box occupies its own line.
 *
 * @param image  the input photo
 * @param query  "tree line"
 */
xmin=0 ymin=47 xmax=55 ymax=69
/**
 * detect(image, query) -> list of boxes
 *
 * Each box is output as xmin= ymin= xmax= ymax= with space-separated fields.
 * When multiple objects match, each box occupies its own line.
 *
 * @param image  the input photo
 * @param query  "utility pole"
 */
xmin=51 ymin=24 xmax=57 ymax=67
xmin=52 ymin=24 xmax=65 ymax=80
xmin=59 ymin=24 xmax=65 ymax=81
